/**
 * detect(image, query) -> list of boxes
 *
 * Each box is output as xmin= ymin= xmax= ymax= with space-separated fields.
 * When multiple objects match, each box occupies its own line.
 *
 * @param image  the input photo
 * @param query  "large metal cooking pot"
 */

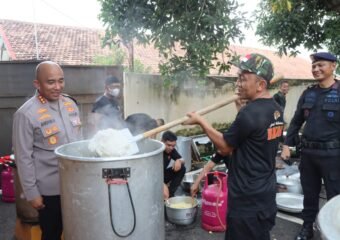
xmin=317 ymin=194 xmax=340 ymax=240
xmin=176 ymin=136 xmax=192 ymax=172
xmin=55 ymin=139 xmax=165 ymax=240
xmin=277 ymin=177 xmax=303 ymax=194
xmin=165 ymin=196 xmax=198 ymax=225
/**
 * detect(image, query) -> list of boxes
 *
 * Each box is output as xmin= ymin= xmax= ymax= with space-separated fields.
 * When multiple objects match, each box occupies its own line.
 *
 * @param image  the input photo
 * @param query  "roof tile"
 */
xmin=0 ymin=19 xmax=313 ymax=79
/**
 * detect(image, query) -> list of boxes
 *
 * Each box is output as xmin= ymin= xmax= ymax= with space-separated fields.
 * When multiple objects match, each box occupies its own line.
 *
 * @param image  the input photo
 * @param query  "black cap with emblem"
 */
xmin=310 ymin=52 xmax=337 ymax=63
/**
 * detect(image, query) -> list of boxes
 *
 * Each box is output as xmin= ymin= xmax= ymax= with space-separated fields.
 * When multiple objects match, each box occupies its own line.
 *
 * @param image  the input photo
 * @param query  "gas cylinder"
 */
xmin=201 ymin=171 xmax=228 ymax=232
xmin=1 ymin=165 xmax=15 ymax=203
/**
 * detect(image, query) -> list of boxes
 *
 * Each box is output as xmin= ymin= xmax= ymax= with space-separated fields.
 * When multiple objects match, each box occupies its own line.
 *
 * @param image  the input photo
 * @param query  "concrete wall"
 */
xmin=124 ymin=73 xmax=312 ymax=132
xmin=0 ymin=61 xmax=123 ymax=155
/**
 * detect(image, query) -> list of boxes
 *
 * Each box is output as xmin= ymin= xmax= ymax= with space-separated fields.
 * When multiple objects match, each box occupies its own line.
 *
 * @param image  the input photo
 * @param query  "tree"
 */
xmin=256 ymin=0 xmax=340 ymax=60
xmin=98 ymin=0 xmax=249 ymax=78
xmin=93 ymin=44 xmax=152 ymax=73
xmin=93 ymin=44 xmax=126 ymax=65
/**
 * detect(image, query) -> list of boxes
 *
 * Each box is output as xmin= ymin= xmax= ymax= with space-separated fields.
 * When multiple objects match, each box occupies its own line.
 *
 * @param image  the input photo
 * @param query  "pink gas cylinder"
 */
xmin=1 ymin=165 xmax=15 ymax=203
xmin=201 ymin=171 xmax=228 ymax=232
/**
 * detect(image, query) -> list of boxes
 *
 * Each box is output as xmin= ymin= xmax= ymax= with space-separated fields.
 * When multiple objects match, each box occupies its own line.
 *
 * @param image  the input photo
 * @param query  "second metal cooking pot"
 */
xmin=165 ymin=196 xmax=198 ymax=225
xmin=277 ymin=178 xmax=303 ymax=194
xmin=317 ymin=194 xmax=340 ymax=240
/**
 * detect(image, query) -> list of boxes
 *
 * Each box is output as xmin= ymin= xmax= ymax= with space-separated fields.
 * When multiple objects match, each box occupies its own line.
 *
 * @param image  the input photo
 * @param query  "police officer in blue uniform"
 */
xmin=281 ymin=52 xmax=340 ymax=240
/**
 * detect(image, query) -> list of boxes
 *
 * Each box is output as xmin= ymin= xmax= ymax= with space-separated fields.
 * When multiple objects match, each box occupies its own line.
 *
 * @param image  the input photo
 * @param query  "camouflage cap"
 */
xmin=231 ymin=53 xmax=274 ymax=83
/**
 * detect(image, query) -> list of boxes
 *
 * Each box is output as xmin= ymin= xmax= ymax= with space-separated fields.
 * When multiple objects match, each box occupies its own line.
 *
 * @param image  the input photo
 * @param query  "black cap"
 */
xmin=105 ymin=76 xmax=120 ymax=86
xmin=310 ymin=52 xmax=337 ymax=63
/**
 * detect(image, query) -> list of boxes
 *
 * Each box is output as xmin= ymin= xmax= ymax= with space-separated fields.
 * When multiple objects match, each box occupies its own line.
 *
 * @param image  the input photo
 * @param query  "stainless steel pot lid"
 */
xmin=277 ymin=178 xmax=301 ymax=186
xmin=288 ymin=172 xmax=300 ymax=180
xmin=317 ymin=195 xmax=340 ymax=240
xmin=276 ymin=193 xmax=304 ymax=213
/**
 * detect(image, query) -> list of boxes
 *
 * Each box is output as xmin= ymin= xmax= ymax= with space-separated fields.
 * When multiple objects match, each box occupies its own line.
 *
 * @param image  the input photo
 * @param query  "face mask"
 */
xmin=109 ymin=88 xmax=120 ymax=97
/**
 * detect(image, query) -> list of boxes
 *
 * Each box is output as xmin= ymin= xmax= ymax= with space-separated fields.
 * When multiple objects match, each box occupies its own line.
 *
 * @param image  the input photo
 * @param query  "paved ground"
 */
xmin=0 ymin=195 xmax=324 ymax=240
xmin=0 ymin=160 xmax=325 ymax=240
xmin=0 ymin=200 xmax=16 ymax=240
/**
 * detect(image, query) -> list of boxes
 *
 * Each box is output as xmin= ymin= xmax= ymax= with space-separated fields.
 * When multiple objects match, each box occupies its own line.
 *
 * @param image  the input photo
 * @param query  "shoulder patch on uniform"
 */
xmin=274 ymin=110 xmax=281 ymax=120
xmin=62 ymin=93 xmax=78 ymax=105
xmin=66 ymin=107 xmax=75 ymax=113
xmin=63 ymin=102 xmax=72 ymax=106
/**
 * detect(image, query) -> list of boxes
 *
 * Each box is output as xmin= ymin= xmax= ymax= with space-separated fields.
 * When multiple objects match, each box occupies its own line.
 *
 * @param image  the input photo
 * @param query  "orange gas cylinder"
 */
xmin=201 ymin=171 xmax=228 ymax=232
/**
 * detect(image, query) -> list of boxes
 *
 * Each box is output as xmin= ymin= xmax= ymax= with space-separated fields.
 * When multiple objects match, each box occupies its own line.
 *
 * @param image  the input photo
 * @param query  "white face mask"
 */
xmin=109 ymin=88 xmax=120 ymax=97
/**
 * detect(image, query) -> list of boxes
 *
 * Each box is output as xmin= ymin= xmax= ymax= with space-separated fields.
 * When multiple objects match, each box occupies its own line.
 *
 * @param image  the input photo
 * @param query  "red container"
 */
xmin=1 ymin=165 xmax=15 ymax=203
xmin=201 ymin=171 xmax=228 ymax=232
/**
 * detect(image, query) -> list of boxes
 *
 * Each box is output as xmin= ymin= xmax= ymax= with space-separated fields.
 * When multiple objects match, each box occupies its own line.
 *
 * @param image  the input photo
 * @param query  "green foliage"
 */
xmin=268 ymin=0 xmax=293 ymax=13
xmin=125 ymin=59 xmax=152 ymax=74
xmin=175 ymin=122 xmax=231 ymax=136
xmin=98 ymin=0 xmax=249 ymax=79
xmin=92 ymin=44 xmax=152 ymax=73
xmin=93 ymin=44 xmax=126 ymax=65
xmin=256 ymin=0 xmax=340 ymax=60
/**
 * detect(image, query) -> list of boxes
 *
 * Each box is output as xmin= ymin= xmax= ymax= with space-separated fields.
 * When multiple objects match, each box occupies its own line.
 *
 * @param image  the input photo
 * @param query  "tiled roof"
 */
xmin=0 ymin=19 xmax=313 ymax=79
xmin=0 ymin=19 xmax=111 ymax=65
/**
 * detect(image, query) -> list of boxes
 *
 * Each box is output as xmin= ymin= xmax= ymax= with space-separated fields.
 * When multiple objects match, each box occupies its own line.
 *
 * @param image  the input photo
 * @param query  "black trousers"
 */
xmin=38 ymin=195 xmax=63 ymax=240
xmin=164 ymin=166 xmax=186 ymax=197
xmin=300 ymin=148 xmax=340 ymax=225
xmin=224 ymin=211 xmax=276 ymax=240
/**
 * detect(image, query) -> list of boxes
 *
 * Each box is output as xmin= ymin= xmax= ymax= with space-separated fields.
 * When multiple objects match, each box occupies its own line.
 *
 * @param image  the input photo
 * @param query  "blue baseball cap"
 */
xmin=310 ymin=52 xmax=337 ymax=63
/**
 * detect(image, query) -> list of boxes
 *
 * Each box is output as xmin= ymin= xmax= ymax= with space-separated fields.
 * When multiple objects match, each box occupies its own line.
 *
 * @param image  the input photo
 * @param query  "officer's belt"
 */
xmin=301 ymin=139 xmax=340 ymax=149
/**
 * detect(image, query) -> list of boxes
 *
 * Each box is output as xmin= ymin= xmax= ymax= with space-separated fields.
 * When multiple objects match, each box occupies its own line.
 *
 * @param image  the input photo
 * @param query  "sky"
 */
xmin=0 ymin=0 xmax=103 ymax=29
xmin=0 ymin=0 xmax=262 ymax=44
xmin=0 ymin=0 xmax=310 ymax=58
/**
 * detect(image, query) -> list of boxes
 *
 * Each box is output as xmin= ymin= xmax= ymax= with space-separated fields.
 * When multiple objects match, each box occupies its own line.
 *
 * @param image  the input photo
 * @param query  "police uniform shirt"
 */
xmin=223 ymin=98 xmax=284 ymax=217
xmin=12 ymin=92 xmax=82 ymax=201
xmin=285 ymin=81 xmax=340 ymax=145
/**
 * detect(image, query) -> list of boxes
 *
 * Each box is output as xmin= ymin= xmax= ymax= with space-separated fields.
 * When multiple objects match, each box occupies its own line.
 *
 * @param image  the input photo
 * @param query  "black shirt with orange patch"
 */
xmin=223 ymin=98 xmax=284 ymax=217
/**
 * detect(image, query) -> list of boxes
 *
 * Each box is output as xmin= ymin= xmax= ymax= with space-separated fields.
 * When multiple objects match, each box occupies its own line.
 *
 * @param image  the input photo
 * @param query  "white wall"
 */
xmin=124 ymin=73 xmax=311 ymax=131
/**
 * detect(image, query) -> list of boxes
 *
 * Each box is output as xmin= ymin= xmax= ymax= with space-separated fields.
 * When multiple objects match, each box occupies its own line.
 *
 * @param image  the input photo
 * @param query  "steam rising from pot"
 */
xmin=88 ymin=128 xmax=133 ymax=157
xmin=88 ymin=113 xmax=159 ymax=157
